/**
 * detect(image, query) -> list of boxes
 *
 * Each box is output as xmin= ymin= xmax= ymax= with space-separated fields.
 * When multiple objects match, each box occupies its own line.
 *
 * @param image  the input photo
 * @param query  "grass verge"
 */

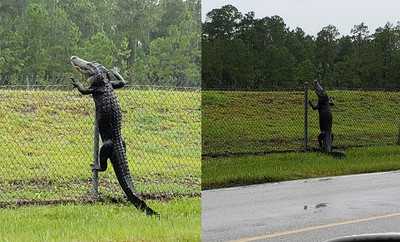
xmin=202 ymin=90 xmax=400 ymax=155
xmin=202 ymin=146 xmax=400 ymax=190
xmin=0 ymin=197 xmax=200 ymax=241
xmin=0 ymin=88 xmax=201 ymax=201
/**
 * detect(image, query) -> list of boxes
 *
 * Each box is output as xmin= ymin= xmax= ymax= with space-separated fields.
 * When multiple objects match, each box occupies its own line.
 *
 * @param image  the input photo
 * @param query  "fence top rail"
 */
xmin=0 ymin=84 xmax=200 ymax=91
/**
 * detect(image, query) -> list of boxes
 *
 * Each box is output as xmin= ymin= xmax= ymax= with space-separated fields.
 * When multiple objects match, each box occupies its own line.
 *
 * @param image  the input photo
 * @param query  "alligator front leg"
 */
xmin=309 ymin=100 xmax=319 ymax=110
xmin=329 ymin=97 xmax=335 ymax=106
xmin=110 ymin=68 xmax=126 ymax=89
xmin=70 ymin=77 xmax=93 ymax=95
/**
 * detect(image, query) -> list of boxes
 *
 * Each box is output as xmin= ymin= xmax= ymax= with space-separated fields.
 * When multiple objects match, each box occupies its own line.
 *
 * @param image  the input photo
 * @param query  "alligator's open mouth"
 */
xmin=71 ymin=62 xmax=83 ymax=71
xmin=313 ymin=80 xmax=326 ymax=97
xmin=70 ymin=56 xmax=94 ymax=77
xmin=71 ymin=62 xmax=79 ymax=69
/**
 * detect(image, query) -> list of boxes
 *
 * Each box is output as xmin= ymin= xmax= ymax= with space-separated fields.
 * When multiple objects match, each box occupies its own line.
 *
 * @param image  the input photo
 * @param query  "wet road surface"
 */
xmin=202 ymin=171 xmax=400 ymax=242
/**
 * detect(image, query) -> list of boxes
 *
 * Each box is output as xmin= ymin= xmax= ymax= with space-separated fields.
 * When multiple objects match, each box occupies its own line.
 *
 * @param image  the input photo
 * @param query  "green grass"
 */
xmin=0 ymin=197 xmax=200 ymax=241
xmin=202 ymin=90 xmax=400 ymax=190
xmin=202 ymin=146 xmax=400 ymax=190
xmin=0 ymin=88 xmax=201 ymax=202
xmin=202 ymin=90 xmax=400 ymax=155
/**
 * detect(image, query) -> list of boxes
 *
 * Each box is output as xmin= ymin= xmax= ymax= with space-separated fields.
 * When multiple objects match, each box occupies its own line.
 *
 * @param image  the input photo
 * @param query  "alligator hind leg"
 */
xmin=92 ymin=140 xmax=113 ymax=172
xmin=318 ymin=132 xmax=326 ymax=149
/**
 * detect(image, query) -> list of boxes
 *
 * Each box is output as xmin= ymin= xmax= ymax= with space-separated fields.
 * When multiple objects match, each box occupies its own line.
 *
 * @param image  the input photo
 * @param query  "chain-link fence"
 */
xmin=0 ymin=84 xmax=201 ymax=205
xmin=202 ymin=86 xmax=400 ymax=156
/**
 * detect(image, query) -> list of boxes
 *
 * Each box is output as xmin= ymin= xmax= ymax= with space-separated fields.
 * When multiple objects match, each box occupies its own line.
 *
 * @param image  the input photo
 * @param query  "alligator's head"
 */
xmin=313 ymin=80 xmax=329 ymax=103
xmin=70 ymin=56 xmax=109 ymax=81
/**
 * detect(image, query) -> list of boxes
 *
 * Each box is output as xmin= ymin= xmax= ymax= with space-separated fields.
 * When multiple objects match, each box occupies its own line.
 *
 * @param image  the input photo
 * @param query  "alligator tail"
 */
xmin=112 ymin=147 xmax=159 ymax=216
xmin=328 ymin=152 xmax=347 ymax=159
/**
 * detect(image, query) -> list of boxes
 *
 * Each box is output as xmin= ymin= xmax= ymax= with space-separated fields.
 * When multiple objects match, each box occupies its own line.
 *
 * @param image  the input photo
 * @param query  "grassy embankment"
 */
xmin=0 ymin=87 xmax=201 ymax=241
xmin=0 ymin=88 xmax=201 ymax=200
xmin=202 ymin=90 xmax=400 ymax=189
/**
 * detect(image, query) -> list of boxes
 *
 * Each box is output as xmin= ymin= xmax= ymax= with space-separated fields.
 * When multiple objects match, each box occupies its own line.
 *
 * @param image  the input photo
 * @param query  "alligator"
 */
xmin=70 ymin=56 xmax=158 ymax=216
xmin=309 ymin=80 xmax=346 ymax=159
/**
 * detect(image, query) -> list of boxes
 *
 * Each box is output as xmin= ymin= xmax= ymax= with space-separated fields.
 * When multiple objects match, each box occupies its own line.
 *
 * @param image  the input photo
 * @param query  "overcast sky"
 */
xmin=202 ymin=0 xmax=400 ymax=37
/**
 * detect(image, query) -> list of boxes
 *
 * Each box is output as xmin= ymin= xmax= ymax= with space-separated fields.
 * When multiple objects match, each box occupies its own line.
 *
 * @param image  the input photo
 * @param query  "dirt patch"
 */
xmin=0 ymin=177 xmax=200 ymax=208
xmin=289 ymin=98 xmax=304 ymax=105
xmin=0 ymin=192 xmax=200 ymax=208
xmin=156 ymin=108 xmax=168 ymax=114
xmin=258 ymin=99 xmax=274 ymax=105
xmin=13 ymin=104 xmax=38 ymax=114
xmin=182 ymin=107 xmax=200 ymax=112
xmin=202 ymin=149 xmax=302 ymax=160
xmin=0 ymin=94 xmax=13 ymax=101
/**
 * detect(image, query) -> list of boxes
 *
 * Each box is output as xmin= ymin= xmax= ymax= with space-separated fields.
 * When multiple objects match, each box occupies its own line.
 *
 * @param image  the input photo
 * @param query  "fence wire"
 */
xmin=202 ymin=88 xmax=400 ymax=156
xmin=0 ymin=84 xmax=201 ymax=205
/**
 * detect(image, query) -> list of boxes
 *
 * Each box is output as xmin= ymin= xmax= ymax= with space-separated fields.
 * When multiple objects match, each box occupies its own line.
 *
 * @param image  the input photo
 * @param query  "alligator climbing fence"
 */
xmin=0 ymin=84 xmax=201 ymax=205
xmin=202 ymin=85 xmax=400 ymax=157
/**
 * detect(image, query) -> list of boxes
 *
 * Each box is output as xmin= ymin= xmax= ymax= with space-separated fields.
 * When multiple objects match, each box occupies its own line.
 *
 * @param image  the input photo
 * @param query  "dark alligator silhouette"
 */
xmin=309 ymin=80 xmax=346 ymax=159
xmin=70 ymin=56 xmax=158 ymax=216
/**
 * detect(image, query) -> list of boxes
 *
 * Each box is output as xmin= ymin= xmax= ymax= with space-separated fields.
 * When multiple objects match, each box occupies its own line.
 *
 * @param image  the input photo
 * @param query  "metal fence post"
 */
xmin=397 ymin=118 xmax=400 ymax=145
xmin=92 ymin=112 xmax=100 ymax=198
xmin=304 ymin=82 xmax=309 ymax=150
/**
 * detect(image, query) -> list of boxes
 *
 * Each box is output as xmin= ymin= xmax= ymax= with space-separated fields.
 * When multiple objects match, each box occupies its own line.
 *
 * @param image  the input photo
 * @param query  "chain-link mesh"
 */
xmin=202 ymin=88 xmax=400 ymax=156
xmin=0 ymin=84 xmax=201 ymax=205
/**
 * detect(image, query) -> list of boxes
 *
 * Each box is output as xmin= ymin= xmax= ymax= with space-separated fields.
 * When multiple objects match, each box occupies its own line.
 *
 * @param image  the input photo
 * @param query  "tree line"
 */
xmin=0 ymin=0 xmax=201 ymax=87
xmin=202 ymin=5 xmax=400 ymax=90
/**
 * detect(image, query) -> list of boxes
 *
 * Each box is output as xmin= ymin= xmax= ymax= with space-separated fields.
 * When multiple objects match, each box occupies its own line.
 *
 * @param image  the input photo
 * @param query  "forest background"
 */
xmin=202 ymin=5 xmax=400 ymax=89
xmin=0 ymin=0 xmax=201 ymax=87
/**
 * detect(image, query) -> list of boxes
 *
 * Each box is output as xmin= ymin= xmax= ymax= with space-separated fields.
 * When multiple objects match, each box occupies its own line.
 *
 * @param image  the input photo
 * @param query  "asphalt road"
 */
xmin=202 ymin=171 xmax=400 ymax=242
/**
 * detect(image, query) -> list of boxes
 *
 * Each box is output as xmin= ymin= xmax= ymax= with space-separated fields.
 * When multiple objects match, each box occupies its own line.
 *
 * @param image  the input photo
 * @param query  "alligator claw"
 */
xmin=90 ymin=164 xmax=101 ymax=171
xmin=70 ymin=77 xmax=78 ymax=88
xmin=111 ymin=67 xmax=119 ymax=73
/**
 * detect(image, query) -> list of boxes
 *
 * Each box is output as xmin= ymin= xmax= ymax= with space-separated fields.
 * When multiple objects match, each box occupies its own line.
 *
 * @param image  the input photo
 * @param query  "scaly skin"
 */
xmin=70 ymin=56 xmax=158 ymax=216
